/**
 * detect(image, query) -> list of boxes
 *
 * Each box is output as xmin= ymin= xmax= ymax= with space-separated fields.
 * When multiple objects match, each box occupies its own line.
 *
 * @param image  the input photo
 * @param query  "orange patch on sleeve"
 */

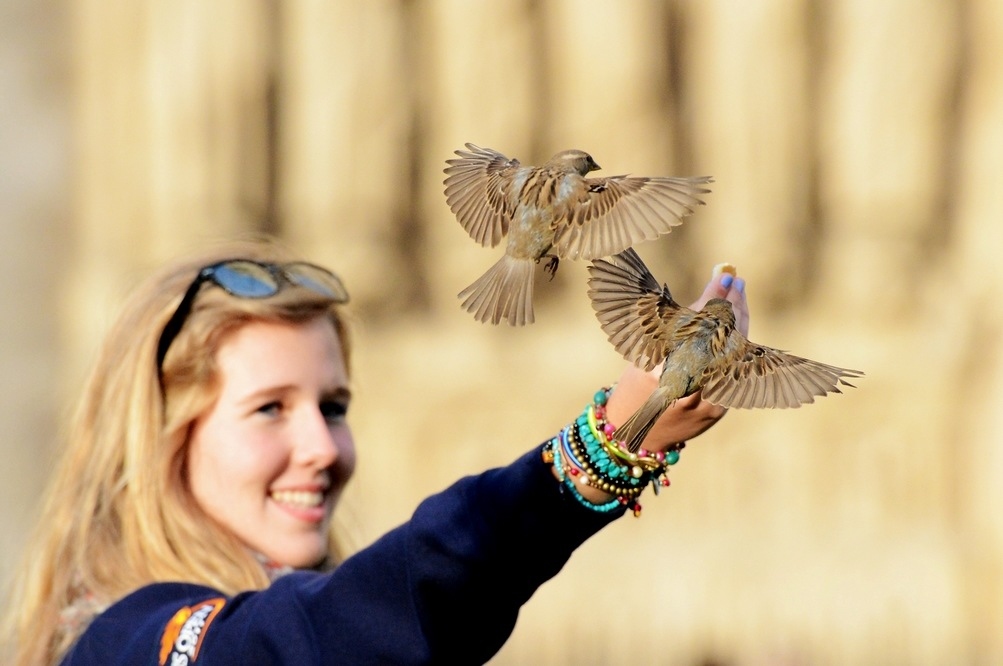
xmin=158 ymin=598 xmax=225 ymax=665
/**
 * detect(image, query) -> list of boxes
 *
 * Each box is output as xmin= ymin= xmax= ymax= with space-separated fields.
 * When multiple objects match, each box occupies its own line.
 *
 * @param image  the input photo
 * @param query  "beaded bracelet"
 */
xmin=543 ymin=429 xmax=624 ymax=513
xmin=567 ymin=423 xmax=644 ymax=498
xmin=591 ymin=387 xmax=685 ymax=495
xmin=542 ymin=386 xmax=687 ymax=517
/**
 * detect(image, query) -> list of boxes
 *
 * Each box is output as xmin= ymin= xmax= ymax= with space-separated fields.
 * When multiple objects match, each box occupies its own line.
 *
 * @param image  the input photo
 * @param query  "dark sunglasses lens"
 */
xmin=284 ymin=263 xmax=349 ymax=302
xmin=213 ymin=261 xmax=279 ymax=298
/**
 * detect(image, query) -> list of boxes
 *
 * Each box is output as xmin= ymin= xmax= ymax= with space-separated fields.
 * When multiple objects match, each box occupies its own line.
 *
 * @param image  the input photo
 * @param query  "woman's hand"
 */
xmin=603 ymin=267 xmax=750 ymax=451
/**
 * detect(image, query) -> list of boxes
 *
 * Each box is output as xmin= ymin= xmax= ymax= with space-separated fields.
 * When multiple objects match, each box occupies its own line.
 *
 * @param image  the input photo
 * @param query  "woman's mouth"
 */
xmin=269 ymin=489 xmax=328 ymax=523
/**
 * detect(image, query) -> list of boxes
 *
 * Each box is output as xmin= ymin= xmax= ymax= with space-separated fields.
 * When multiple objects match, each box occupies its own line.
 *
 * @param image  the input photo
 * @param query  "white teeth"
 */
xmin=270 ymin=489 xmax=324 ymax=508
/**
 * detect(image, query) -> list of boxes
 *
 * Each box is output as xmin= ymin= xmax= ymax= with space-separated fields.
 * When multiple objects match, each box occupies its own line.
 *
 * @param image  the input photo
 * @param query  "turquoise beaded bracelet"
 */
xmin=546 ymin=430 xmax=623 ymax=513
xmin=542 ymin=387 xmax=687 ymax=517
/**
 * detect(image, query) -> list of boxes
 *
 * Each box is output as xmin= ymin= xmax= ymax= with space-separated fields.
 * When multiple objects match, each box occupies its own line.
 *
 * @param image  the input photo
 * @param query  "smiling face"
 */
xmin=185 ymin=315 xmax=355 ymax=568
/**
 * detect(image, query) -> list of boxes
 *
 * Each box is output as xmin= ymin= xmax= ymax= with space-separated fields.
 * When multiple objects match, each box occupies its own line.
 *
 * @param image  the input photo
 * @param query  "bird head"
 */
xmin=701 ymin=298 xmax=737 ymax=325
xmin=548 ymin=149 xmax=601 ymax=176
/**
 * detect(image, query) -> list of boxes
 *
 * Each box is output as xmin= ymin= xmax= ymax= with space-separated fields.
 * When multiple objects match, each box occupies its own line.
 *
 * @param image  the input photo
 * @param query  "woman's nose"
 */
xmin=292 ymin=407 xmax=340 ymax=468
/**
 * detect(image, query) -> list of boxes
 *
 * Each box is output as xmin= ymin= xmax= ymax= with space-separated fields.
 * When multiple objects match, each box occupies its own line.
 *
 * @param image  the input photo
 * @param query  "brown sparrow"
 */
xmin=587 ymin=248 xmax=864 ymax=452
xmin=444 ymin=143 xmax=712 ymax=325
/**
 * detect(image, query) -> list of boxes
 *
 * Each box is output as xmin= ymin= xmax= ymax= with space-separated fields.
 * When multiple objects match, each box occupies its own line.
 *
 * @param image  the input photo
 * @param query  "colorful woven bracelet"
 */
xmin=541 ymin=387 xmax=687 ymax=517
xmin=589 ymin=386 xmax=685 ymax=497
xmin=567 ymin=422 xmax=645 ymax=498
xmin=543 ymin=430 xmax=623 ymax=513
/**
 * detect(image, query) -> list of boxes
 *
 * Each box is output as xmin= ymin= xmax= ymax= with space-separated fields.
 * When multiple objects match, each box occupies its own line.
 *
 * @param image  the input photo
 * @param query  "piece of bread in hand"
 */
xmin=712 ymin=262 xmax=737 ymax=278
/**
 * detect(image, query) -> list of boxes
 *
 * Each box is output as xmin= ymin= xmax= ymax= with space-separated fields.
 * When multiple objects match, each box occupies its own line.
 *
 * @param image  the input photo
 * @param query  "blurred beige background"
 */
xmin=3 ymin=1 xmax=1002 ymax=664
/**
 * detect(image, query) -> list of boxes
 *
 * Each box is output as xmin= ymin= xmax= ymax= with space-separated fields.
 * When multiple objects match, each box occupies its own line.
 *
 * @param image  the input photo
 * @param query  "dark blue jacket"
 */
xmin=62 ymin=447 xmax=625 ymax=665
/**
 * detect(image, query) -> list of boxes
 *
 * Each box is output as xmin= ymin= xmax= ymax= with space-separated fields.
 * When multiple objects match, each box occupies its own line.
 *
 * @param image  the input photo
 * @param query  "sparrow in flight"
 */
xmin=443 ymin=143 xmax=712 ymax=325
xmin=587 ymin=248 xmax=863 ymax=452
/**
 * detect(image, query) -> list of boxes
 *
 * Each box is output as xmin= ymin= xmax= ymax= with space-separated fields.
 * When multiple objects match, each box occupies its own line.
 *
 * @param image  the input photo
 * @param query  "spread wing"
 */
xmin=699 ymin=333 xmax=864 ymax=409
xmin=554 ymin=174 xmax=712 ymax=260
xmin=587 ymin=248 xmax=696 ymax=372
xmin=443 ymin=143 xmax=521 ymax=247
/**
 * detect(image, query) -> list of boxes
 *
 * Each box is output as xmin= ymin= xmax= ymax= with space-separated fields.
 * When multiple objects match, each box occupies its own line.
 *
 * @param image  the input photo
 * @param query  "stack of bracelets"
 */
xmin=542 ymin=386 xmax=684 ymax=518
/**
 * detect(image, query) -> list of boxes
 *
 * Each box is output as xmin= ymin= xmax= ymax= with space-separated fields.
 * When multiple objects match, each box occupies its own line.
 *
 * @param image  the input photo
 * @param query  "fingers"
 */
xmin=689 ymin=265 xmax=750 ymax=337
xmin=688 ymin=270 xmax=731 ymax=311
xmin=729 ymin=276 xmax=749 ymax=336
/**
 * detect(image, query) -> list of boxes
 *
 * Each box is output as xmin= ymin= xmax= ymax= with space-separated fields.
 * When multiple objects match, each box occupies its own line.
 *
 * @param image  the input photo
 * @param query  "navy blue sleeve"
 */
xmin=63 ymin=446 xmax=626 ymax=665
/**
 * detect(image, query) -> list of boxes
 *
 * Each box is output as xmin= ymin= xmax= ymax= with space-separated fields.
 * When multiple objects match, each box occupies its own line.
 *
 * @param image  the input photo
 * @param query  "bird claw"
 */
xmin=543 ymin=256 xmax=560 ymax=280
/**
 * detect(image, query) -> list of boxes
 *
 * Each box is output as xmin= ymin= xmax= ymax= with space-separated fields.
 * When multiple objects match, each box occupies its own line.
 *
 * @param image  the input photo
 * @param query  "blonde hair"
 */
xmin=1 ymin=238 xmax=352 ymax=665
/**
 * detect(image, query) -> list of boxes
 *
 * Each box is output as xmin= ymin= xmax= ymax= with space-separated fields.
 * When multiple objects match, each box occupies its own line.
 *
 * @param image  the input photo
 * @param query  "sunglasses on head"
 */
xmin=156 ymin=259 xmax=349 ymax=374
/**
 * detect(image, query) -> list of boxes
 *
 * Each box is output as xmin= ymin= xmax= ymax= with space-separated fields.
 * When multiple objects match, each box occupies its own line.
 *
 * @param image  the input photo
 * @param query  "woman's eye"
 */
xmin=256 ymin=401 xmax=283 ymax=417
xmin=320 ymin=400 xmax=348 ymax=422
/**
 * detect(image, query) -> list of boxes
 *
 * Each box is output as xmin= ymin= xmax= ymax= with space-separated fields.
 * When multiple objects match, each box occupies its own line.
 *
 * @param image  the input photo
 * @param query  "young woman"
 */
xmin=1 ymin=238 xmax=748 ymax=665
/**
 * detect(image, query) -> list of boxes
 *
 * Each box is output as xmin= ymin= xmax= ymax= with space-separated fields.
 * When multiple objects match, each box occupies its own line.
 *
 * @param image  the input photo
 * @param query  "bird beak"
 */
xmin=589 ymin=158 xmax=601 ymax=172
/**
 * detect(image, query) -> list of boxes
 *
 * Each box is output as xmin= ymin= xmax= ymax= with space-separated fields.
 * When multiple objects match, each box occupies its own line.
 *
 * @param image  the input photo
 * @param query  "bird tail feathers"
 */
xmin=613 ymin=391 xmax=672 ymax=453
xmin=458 ymin=254 xmax=535 ymax=325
